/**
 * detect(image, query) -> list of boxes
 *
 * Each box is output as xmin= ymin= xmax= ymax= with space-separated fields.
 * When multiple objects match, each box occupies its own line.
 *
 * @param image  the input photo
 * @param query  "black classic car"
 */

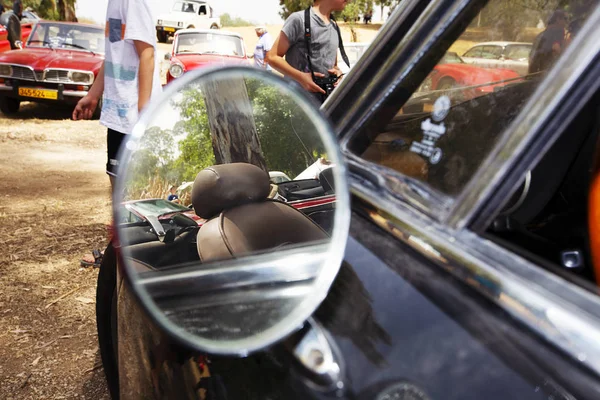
xmin=98 ymin=0 xmax=600 ymax=399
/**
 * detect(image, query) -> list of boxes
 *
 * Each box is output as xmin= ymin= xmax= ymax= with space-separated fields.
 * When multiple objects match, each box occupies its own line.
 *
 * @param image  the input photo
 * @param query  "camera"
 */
xmin=314 ymin=74 xmax=339 ymax=98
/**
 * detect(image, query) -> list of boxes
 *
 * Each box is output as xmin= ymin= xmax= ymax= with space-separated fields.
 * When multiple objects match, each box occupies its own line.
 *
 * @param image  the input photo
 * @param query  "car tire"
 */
xmin=0 ymin=97 xmax=20 ymax=115
xmin=157 ymin=31 xmax=168 ymax=43
xmin=96 ymin=242 xmax=120 ymax=400
xmin=210 ymin=24 xmax=219 ymax=29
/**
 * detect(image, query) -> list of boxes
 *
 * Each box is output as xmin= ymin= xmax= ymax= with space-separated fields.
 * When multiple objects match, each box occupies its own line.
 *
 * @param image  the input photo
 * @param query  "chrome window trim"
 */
xmin=448 ymin=6 xmax=600 ymax=230
xmin=349 ymin=168 xmax=600 ymax=377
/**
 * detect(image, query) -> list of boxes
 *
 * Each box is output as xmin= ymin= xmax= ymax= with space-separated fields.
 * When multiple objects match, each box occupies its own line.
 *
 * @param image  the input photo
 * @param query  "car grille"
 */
xmin=44 ymin=70 xmax=70 ymax=83
xmin=10 ymin=66 xmax=36 ymax=80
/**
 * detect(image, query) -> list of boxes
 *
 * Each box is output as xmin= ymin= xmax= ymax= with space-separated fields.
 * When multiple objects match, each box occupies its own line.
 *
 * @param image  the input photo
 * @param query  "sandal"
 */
xmin=80 ymin=249 xmax=103 ymax=268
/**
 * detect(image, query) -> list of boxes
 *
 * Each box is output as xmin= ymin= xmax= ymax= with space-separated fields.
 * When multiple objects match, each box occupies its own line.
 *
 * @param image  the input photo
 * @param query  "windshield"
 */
xmin=173 ymin=1 xmax=202 ymax=13
xmin=176 ymin=32 xmax=244 ymax=56
xmin=353 ymin=0 xmax=594 ymax=198
xmin=128 ymin=199 xmax=189 ymax=217
xmin=27 ymin=22 xmax=105 ymax=53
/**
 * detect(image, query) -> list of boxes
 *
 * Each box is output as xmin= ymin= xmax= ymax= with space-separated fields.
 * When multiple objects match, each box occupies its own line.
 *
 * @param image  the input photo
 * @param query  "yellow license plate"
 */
xmin=18 ymin=87 xmax=58 ymax=100
xmin=164 ymin=27 xmax=175 ymax=32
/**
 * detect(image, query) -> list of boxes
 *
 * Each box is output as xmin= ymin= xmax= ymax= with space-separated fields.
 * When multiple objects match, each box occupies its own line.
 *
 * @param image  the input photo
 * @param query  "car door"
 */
xmin=325 ymin=0 xmax=600 ymax=397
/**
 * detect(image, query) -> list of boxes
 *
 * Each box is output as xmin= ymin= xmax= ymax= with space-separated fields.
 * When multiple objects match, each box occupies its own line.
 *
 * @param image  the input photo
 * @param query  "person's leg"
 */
xmin=106 ymin=128 xmax=127 ymax=193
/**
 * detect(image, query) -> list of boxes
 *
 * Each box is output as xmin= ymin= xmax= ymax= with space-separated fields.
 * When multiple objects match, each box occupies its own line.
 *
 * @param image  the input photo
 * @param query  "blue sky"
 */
xmin=76 ymin=0 xmax=285 ymax=25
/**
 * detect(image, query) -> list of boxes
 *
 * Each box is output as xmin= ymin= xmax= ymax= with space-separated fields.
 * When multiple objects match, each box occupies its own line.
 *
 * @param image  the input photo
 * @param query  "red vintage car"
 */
xmin=0 ymin=21 xmax=33 ymax=53
xmin=0 ymin=21 xmax=104 ymax=116
xmin=165 ymin=29 xmax=249 ymax=85
xmin=420 ymin=52 xmax=521 ymax=100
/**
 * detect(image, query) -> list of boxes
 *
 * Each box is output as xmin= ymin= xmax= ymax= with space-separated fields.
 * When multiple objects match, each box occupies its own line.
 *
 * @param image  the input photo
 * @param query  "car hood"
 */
xmin=0 ymin=48 xmax=104 ymax=72
xmin=175 ymin=54 xmax=248 ymax=69
xmin=435 ymin=63 xmax=520 ymax=84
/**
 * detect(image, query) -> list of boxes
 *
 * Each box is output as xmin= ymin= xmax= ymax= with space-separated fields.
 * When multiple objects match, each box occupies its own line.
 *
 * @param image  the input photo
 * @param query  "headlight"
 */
xmin=177 ymin=21 xmax=184 ymax=27
xmin=157 ymin=19 xmax=163 ymax=25
xmin=69 ymin=71 xmax=94 ymax=84
xmin=169 ymin=64 xmax=184 ymax=78
xmin=0 ymin=64 xmax=12 ymax=77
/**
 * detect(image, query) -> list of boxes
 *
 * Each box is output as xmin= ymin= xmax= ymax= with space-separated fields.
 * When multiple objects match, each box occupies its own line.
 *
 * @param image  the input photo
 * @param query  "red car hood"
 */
xmin=0 ymin=48 xmax=104 ymax=72
xmin=435 ymin=63 xmax=520 ymax=84
xmin=175 ymin=54 xmax=248 ymax=70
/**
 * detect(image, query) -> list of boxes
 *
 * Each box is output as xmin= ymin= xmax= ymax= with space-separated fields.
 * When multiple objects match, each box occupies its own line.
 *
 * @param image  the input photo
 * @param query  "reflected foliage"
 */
xmin=128 ymin=77 xmax=326 ymax=198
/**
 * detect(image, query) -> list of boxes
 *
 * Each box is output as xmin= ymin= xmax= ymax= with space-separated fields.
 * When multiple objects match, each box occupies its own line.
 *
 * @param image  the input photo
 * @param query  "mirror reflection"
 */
xmin=116 ymin=68 xmax=344 ymax=350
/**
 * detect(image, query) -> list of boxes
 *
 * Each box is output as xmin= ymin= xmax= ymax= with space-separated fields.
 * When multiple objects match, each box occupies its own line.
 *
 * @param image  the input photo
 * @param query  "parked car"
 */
xmin=165 ymin=29 xmax=247 ymax=84
xmin=414 ymin=51 xmax=521 ymax=104
xmin=156 ymin=0 xmax=220 ymax=43
xmin=96 ymin=0 xmax=600 ymax=398
xmin=0 ymin=21 xmax=104 ymax=116
xmin=461 ymin=41 xmax=533 ymax=76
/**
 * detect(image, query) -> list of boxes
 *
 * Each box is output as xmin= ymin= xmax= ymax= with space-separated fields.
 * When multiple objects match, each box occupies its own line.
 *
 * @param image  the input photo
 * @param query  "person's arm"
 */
xmin=72 ymin=61 xmax=104 ymax=120
xmin=134 ymin=40 xmax=155 ymax=113
xmin=266 ymin=32 xmax=325 ymax=93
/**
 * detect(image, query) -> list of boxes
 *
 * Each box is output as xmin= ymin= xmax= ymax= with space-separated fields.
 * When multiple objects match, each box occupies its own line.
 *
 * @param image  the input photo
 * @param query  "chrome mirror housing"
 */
xmin=114 ymin=66 xmax=350 ymax=355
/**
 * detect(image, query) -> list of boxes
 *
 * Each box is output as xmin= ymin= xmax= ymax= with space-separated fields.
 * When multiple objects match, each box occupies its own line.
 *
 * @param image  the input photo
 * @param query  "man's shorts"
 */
xmin=106 ymin=128 xmax=127 ymax=177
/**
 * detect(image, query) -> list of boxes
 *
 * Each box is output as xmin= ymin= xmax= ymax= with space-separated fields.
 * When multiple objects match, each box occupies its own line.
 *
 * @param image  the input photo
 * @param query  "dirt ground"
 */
xmin=0 ymin=103 xmax=112 ymax=399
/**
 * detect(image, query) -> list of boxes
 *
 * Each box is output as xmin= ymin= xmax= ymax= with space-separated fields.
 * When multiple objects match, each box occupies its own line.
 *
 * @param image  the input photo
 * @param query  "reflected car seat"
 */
xmin=192 ymin=163 xmax=328 ymax=262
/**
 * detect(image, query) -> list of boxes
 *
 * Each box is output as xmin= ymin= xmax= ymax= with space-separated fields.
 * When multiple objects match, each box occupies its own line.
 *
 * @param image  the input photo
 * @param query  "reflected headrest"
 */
xmin=192 ymin=163 xmax=271 ymax=218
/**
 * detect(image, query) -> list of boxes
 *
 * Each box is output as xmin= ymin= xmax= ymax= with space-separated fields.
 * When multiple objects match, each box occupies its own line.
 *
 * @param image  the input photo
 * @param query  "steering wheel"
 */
xmin=590 ymin=137 xmax=600 ymax=284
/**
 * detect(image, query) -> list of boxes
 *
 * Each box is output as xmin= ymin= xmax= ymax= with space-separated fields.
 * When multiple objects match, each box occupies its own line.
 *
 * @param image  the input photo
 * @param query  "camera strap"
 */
xmin=304 ymin=7 xmax=350 ymax=81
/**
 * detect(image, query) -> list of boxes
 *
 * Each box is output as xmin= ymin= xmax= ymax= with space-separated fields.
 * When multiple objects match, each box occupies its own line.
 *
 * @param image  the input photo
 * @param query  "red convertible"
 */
xmin=0 ymin=21 xmax=104 ymax=116
xmin=165 ymin=29 xmax=248 ymax=85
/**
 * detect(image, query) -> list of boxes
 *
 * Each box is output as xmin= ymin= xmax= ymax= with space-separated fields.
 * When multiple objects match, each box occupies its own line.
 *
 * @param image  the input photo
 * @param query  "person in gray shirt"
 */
xmin=267 ymin=0 xmax=348 ymax=99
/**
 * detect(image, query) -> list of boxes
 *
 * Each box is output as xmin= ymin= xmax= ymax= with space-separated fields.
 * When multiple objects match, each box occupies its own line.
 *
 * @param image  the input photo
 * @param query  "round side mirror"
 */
xmin=15 ymin=40 xmax=23 ymax=50
xmin=115 ymin=66 xmax=350 ymax=355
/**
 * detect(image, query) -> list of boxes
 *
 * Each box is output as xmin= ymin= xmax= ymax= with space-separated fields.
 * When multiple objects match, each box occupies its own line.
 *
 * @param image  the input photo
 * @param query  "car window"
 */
xmin=480 ymin=45 xmax=502 ymax=59
xmin=173 ymin=1 xmax=198 ymax=13
xmin=352 ymin=0 xmax=594 ymax=198
xmin=28 ymin=23 xmax=104 ymax=53
xmin=177 ymin=32 xmax=244 ymax=56
xmin=463 ymin=46 xmax=482 ymax=58
xmin=504 ymin=44 xmax=531 ymax=60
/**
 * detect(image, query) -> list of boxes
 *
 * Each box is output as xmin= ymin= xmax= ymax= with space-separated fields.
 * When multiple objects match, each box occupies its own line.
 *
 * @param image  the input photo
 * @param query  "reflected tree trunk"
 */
xmin=202 ymin=78 xmax=268 ymax=172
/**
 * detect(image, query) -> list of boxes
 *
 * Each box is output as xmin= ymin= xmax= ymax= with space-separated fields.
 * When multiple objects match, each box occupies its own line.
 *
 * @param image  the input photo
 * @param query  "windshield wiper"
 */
xmin=61 ymin=43 xmax=96 ymax=55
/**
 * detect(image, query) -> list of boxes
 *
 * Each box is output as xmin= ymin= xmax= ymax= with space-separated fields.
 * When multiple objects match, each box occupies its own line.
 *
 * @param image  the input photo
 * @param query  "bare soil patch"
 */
xmin=0 ymin=102 xmax=111 ymax=399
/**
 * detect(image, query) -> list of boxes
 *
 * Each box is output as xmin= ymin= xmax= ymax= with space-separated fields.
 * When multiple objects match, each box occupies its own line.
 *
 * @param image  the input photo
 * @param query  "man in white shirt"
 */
xmin=72 ymin=0 xmax=162 ymax=191
xmin=252 ymin=26 xmax=273 ymax=71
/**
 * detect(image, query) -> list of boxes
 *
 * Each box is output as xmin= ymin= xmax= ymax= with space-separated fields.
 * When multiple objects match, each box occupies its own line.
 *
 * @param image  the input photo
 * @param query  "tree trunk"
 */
xmin=202 ymin=78 xmax=268 ymax=172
